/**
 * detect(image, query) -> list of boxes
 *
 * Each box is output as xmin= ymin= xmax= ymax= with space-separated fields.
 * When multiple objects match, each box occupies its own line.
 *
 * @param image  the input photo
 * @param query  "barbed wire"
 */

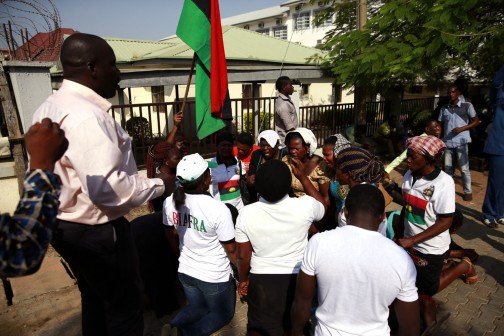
xmin=0 ymin=0 xmax=61 ymax=60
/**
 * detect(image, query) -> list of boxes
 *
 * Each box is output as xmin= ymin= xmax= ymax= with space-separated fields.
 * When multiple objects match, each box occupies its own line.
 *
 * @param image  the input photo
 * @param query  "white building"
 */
xmin=222 ymin=1 xmax=334 ymax=48
xmin=222 ymin=1 xmax=353 ymax=104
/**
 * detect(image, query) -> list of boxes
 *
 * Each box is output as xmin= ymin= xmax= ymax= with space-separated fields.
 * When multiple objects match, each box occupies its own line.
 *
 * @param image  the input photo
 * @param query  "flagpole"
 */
xmin=180 ymin=53 xmax=197 ymax=114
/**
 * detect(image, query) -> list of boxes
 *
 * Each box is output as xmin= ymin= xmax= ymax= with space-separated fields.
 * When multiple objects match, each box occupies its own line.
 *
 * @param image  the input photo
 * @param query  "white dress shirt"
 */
xmin=32 ymin=80 xmax=164 ymax=224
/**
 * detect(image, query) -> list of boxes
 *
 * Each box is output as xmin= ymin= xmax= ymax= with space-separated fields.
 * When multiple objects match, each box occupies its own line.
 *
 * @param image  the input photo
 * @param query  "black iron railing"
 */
xmin=110 ymin=98 xmax=436 ymax=168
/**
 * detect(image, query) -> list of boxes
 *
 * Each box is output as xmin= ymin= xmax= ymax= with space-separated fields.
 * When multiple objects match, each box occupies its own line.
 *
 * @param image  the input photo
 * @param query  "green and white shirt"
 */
xmin=402 ymin=167 xmax=455 ymax=255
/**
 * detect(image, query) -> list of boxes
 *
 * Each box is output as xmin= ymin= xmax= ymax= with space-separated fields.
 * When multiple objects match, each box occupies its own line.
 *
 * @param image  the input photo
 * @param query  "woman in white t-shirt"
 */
xmin=236 ymin=159 xmax=326 ymax=335
xmin=162 ymin=154 xmax=237 ymax=336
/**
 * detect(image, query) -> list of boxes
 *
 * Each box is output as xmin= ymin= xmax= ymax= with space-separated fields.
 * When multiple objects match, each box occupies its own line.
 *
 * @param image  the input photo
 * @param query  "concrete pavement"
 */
xmin=1 ymin=167 xmax=503 ymax=336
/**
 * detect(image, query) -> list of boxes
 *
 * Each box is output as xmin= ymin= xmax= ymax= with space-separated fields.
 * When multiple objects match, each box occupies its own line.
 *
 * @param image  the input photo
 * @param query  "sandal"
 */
xmin=461 ymin=257 xmax=478 ymax=285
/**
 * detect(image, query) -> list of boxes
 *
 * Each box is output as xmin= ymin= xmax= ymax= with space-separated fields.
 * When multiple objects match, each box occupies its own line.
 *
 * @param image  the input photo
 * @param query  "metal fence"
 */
xmin=110 ymin=98 xmax=434 ymax=168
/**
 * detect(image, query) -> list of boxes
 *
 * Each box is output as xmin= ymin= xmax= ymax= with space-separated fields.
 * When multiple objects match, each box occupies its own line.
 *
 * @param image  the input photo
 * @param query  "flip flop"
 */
xmin=461 ymin=257 xmax=478 ymax=285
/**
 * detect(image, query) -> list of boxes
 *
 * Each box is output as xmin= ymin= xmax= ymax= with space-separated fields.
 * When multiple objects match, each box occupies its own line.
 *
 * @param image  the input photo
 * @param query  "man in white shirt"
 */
xmin=291 ymin=184 xmax=420 ymax=336
xmin=32 ymin=33 xmax=165 ymax=336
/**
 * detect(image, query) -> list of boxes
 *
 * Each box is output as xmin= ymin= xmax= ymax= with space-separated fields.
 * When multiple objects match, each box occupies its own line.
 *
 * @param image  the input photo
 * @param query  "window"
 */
xmin=313 ymin=9 xmax=333 ymax=27
xmin=151 ymin=86 xmax=166 ymax=113
xmin=333 ymin=84 xmax=343 ymax=103
xmin=294 ymin=12 xmax=310 ymax=30
xmin=301 ymin=84 xmax=310 ymax=96
xmin=255 ymin=28 xmax=270 ymax=36
xmin=273 ymin=26 xmax=287 ymax=40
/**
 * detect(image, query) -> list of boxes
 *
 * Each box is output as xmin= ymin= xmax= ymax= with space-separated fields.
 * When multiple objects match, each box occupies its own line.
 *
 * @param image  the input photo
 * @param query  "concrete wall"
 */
xmin=4 ymin=61 xmax=53 ymax=133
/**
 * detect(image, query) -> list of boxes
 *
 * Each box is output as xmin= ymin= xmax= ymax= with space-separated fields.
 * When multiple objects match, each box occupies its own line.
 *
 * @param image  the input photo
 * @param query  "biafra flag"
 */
xmin=176 ymin=0 xmax=228 ymax=139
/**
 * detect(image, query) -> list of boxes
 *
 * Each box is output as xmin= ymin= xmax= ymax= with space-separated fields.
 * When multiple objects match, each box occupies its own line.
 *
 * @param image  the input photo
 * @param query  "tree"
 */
xmin=311 ymin=0 xmax=504 ymax=92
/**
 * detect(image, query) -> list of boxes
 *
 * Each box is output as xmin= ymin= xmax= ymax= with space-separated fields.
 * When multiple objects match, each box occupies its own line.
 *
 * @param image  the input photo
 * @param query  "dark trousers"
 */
xmin=482 ymin=154 xmax=504 ymax=221
xmin=247 ymin=273 xmax=298 ymax=336
xmin=52 ymin=217 xmax=143 ymax=336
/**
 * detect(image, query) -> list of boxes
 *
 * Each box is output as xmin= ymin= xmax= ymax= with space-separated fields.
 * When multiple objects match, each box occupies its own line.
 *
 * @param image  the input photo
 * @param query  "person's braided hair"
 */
xmin=336 ymin=147 xmax=385 ymax=184
xmin=146 ymin=142 xmax=178 ymax=179
xmin=145 ymin=142 xmax=179 ymax=212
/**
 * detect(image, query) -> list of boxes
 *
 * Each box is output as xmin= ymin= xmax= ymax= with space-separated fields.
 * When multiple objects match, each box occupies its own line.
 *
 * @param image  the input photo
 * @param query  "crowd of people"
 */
xmin=0 ymin=33 xmax=502 ymax=336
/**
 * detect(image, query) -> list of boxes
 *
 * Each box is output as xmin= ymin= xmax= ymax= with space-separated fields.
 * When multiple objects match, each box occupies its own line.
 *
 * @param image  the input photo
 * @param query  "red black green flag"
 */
xmin=176 ymin=0 xmax=228 ymax=139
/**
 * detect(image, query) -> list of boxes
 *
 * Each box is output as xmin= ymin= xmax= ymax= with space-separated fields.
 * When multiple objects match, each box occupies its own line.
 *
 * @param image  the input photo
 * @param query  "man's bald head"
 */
xmin=60 ymin=33 xmax=120 ymax=99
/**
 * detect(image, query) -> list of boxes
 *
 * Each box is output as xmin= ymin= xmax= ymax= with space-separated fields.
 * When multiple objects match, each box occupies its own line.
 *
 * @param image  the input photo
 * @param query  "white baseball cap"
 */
xmin=176 ymin=153 xmax=217 ymax=183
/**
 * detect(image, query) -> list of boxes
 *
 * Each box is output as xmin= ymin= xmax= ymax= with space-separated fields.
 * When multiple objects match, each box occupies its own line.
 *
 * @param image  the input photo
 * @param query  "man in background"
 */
xmin=438 ymin=85 xmax=479 ymax=201
xmin=274 ymin=76 xmax=298 ymax=146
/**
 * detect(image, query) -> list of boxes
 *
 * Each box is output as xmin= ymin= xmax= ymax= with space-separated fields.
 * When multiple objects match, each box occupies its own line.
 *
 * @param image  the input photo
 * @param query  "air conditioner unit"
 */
xmin=276 ymin=18 xmax=282 ymax=25
xmin=258 ymin=22 xmax=265 ymax=28
xmin=244 ymin=24 xmax=249 ymax=30
xmin=295 ymin=4 xmax=302 ymax=11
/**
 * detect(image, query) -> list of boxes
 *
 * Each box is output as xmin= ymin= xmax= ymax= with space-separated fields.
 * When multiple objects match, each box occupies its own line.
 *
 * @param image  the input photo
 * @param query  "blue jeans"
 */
xmin=444 ymin=145 xmax=472 ymax=194
xmin=171 ymin=273 xmax=236 ymax=336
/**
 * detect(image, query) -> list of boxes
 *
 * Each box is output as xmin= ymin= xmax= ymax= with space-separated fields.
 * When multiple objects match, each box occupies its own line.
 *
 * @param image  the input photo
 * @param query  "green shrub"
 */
xmin=125 ymin=116 xmax=152 ymax=144
xmin=243 ymin=111 xmax=274 ymax=133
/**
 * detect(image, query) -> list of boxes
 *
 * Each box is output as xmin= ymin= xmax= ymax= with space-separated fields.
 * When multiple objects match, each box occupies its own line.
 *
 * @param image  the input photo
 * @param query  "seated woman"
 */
xmin=146 ymin=143 xmax=182 ymax=212
xmin=335 ymin=147 xmax=389 ymax=235
xmin=282 ymin=128 xmax=330 ymax=205
xmin=283 ymin=128 xmax=330 ymax=233
xmin=247 ymin=130 xmax=288 ymax=188
xmin=395 ymin=135 xmax=455 ymax=332
xmin=321 ymin=134 xmax=351 ymax=215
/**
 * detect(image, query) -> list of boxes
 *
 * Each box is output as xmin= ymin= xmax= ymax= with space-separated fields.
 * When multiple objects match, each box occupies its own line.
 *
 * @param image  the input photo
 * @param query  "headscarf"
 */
xmin=286 ymin=127 xmax=318 ymax=156
xmin=258 ymin=130 xmax=280 ymax=148
xmin=331 ymin=134 xmax=351 ymax=158
xmin=406 ymin=135 xmax=446 ymax=158
xmin=337 ymin=147 xmax=385 ymax=183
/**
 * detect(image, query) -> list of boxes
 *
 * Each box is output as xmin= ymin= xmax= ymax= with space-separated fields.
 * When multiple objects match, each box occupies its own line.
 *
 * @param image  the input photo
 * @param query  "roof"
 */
xmin=280 ymin=0 xmax=307 ymax=6
xmin=99 ymin=38 xmax=177 ymax=63
xmin=143 ymin=26 xmax=322 ymax=66
xmin=12 ymin=28 xmax=79 ymax=62
xmin=221 ymin=6 xmax=288 ymax=26
xmin=51 ymin=26 xmax=327 ymax=87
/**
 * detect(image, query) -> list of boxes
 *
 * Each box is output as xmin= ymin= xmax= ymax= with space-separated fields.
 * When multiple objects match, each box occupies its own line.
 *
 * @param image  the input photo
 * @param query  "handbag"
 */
xmin=238 ymin=159 xmax=252 ymax=205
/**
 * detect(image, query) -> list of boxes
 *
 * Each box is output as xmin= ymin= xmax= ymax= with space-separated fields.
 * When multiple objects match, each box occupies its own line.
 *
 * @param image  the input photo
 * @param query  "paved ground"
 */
xmin=1 ymin=166 xmax=503 ymax=336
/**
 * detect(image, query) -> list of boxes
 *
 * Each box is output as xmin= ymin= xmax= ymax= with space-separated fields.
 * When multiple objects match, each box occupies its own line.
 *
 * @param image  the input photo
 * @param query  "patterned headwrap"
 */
xmin=286 ymin=127 xmax=318 ymax=156
xmin=331 ymin=134 xmax=351 ymax=158
xmin=336 ymin=147 xmax=385 ymax=183
xmin=406 ymin=135 xmax=446 ymax=158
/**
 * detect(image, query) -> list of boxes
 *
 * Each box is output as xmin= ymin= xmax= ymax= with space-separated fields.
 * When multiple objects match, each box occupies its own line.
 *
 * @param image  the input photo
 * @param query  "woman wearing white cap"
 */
xmin=247 ymin=130 xmax=288 ymax=188
xmin=282 ymin=128 xmax=330 ymax=204
xmin=162 ymin=154 xmax=237 ymax=336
